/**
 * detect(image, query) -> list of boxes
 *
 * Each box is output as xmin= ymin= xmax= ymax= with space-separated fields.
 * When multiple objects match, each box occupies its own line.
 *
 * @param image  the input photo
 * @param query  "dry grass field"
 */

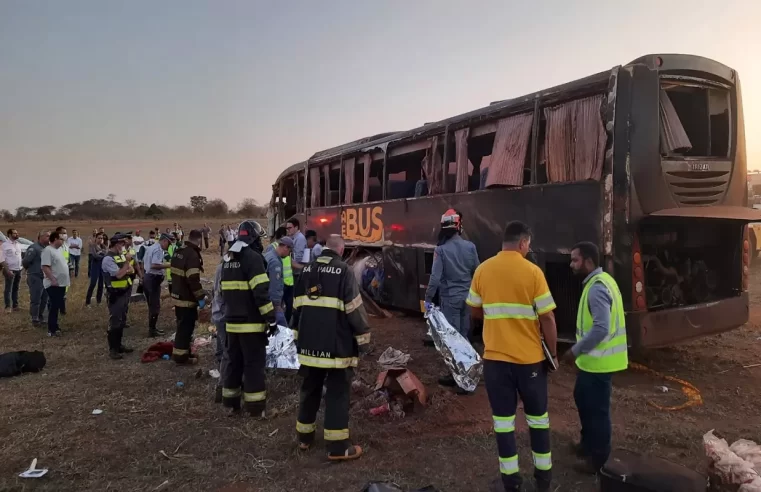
xmin=0 ymin=219 xmax=759 ymax=491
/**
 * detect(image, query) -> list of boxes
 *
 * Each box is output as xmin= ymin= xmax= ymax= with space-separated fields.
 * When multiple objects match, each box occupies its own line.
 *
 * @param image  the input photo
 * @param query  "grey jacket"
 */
xmin=263 ymin=248 xmax=284 ymax=309
xmin=211 ymin=263 xmax=225 ymax=324
xmin=22 ymin=242 xmax=46 ymax=277
xmin=425 ymin=235 xmax=480 ymax=303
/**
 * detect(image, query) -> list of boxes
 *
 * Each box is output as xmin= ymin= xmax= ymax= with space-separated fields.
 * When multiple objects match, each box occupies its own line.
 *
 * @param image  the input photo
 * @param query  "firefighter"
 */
xmin=170 ymin=229 xmax=207 ymax=364
xmin=220 ymin=220 xmax=277 ymax=417
xmin=292 ymin=234 xmax=370 ymax=461
xmin=467 ymin=221 xmax=558 ymax=492
xmin=100 ymin=233 xmax=135 ymax=360
xmin=424 ymin=208 xmax=480 ymax=387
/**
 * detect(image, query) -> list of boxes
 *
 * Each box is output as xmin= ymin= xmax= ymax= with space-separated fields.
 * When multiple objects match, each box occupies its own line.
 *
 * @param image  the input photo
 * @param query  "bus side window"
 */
xmin=384 ymin=149 xmax=428 ymax=200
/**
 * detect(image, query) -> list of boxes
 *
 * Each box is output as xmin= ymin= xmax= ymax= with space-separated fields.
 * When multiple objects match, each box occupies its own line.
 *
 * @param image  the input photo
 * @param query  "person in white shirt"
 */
xmin=41 ymin=231 xmax=71 ymax=336
xmin=225 ymin=226 xmax=236 ymax=247
xmin=66 ymin=229 xmax=84 ymax=278
xmin=132 ymin=229 xmax=145 ymax=249
xmin=2 ymin=228 xmax=23 ymax=313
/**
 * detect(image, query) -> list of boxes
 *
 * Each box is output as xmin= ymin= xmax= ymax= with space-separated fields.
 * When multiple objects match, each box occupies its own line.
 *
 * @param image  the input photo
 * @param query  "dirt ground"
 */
xmin=0 ymin=238 xmax=759 ymax=491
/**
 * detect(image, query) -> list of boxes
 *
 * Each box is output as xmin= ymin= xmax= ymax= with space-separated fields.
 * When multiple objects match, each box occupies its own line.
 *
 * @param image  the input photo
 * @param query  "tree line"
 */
xmin=0 ymin=195 xmax=267 ymax=222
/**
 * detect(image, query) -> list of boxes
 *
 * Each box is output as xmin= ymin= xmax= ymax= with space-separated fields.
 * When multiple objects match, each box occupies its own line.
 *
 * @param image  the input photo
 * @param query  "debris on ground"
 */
xmin=265 ymin=326 xmax=299 ymax=370
xmin=361 ymin=482 xmax=439 ymax=492
xmin=368 ymin=367 xmax=427 ymax=418
xmin=209 ymin=369 xmax=220 ymax=379
xmin=0 ymin=350 xmax=46 ymax=378
xmin=704 ymin=429 xmax=761 ymax=491
xmin=656 ymin=385 xmax=670 ymax=393
xmin=191 ymin=336 xmax=212 ymax=350
xmin=91 ymin=409 xmax=104 ymax=415
xmin=631 ymin=362 xmax=703 ymax=411
xmin=141 ymin=342 xmax=174 ymax=363
xmin=426 ymin=306 xmax=482 ymax=392
xmin=176 ymin=382 xmax=184 ymax=389
xmin=18 ymin=458 xmax=48 ymax=479
xmin=378 ymin=347 xmax=411 ymax=370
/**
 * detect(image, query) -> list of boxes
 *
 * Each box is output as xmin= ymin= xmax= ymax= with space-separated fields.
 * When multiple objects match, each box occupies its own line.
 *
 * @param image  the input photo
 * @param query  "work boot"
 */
xmin=438 ymin=374 xmax=457 ymax=387
xmin=109 ymin=350 xmax=123 ymax=360
xmin=328 ymin=444 xmax=363 ymax=462
xmin=569 ymin=441 xmax=586 ymax=459
xmin=119 ymin=345 xmax=134 ymax=354
xmin=488 ymin=477 xmax=522 ymax=492
xmin=149 ymin=328 xmax=166 ymax=337
xmin=534 ymin=479 xmax=552 ymax=492
xmin=214 ymin=386 xmax=223 ymax=404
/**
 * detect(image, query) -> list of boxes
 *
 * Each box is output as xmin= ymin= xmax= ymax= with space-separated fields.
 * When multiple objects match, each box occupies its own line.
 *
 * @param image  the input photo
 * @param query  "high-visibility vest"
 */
xmin=576 ymin=271 xmax=628 ymax=373
xmin=104 ymin=252 xmax=133 ymax=291
xmin=273 ymin=241 xmax=294 ymax=286
xmin=165 ymin=244 xmax=176 ymax=281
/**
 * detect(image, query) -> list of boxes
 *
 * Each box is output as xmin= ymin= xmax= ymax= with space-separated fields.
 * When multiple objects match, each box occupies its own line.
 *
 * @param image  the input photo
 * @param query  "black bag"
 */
xmin=600 ymin=449 xmax=708 ymax=492
xmin=0 ymin=351 xmax=46 ymax=378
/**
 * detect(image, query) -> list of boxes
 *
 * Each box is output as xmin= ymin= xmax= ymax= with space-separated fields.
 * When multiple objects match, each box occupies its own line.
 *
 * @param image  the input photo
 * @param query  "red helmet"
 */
xmin=440 ymin=208 xmax=462 ymax=232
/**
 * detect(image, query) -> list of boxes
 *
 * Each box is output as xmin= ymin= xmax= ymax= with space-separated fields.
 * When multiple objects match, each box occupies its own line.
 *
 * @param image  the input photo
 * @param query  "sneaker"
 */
xmin=119 ymin=345 xmax=134 ymax=354
xmin=109 ymin=350 xmax=123 ymax=360
xmin=328 ymin=445 xmax=363 ymax=462
xmin=148 ymin=328 xmax=166 ymax=337
xmin=47 ymin=331 xmax=62 ymax=337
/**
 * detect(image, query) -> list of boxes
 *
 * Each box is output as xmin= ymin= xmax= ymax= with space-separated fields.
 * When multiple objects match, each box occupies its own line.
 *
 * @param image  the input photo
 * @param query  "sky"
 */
xmin=1 ymin=0 xmax=759 ymax=212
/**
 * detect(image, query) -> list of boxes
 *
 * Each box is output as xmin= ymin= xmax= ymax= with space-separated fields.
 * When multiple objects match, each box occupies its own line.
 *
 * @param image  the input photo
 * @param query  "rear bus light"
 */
xmin=743 ymin=226 xmax=750 ymax=292
xmin=632 ymin=234 xmax=646 ymax=311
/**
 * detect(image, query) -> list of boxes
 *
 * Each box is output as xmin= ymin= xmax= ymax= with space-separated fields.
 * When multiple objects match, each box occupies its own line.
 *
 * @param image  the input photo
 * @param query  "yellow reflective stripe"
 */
xmin=324 ymin=429 xmax=349 ymax=441
xmin=466 ymin=289 xmax=482 ymax=307
xmin=298 ymin=354 xmax=358 ymax=369
xmin=355 ymin=333 xmax=371 ymax=345
xmin=344 ymin=294 xmax=363 ymax=314
xmin=170 ymin=267 xmax=186 ymax=277
xmin=533 ymin=291 xmax=556 ymax=315
xmin=221 ymin=280 xmax=249 ymax=290
xmin=259 ymin=302 xmax=274 ymax=315
xmin=525 ymin=412 xmax=550 ymax=429
xmin=482 ymin=303 xmax=537 ymax=320
xmin=297 ymin=421 xmax=316 ymax=434
xmin=172 ymin=347 xmax=189 ymax=355
xmin=532 ymin=451 xmax=552 ymax=471
xmin=499 ymin=455 xmax=519 ymax=475
xmin=172 ymin=299 xmax=197 ymax=308
xmin=226 ymin=323 xmax=267 ymax=333
xmin=186 ymin=268 xmax=201 ymax=276
xmin=493 ymin=415 xmax=516 ymax=433
xmin=292 ymin=330 xmax=298 ymax=340
xmin=316 ymin=256 xmax=332 ymax=264
xmin=222 ymin=387 xmax=241 ymax=398
xmin=243 ymin=391 xmax=266 ymax=402
xmin=293 ymin=296 xmax=345 ymax=311
xmin=249 ymin=273 xmax=268 ymax=289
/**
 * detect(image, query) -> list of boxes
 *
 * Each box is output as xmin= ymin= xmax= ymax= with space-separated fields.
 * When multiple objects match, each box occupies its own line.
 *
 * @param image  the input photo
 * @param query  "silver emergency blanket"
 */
xmin=426 ymin=306 xmax=482 ymax=392
xmin=266 ymin=325 xmax=300 ymax=370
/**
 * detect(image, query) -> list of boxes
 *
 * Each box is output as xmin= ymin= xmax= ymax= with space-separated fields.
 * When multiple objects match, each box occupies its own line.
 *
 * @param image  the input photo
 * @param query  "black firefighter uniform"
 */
xmin=220 ymin=244 xmax=276 ymax=414
xmin=169 ymin=241 xmax=205 ymax=363
xmin=291 ymin=249 xmax=370 ymax=457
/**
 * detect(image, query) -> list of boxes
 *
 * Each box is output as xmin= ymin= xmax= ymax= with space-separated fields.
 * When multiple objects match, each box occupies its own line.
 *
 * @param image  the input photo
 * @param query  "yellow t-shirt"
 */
xmin=466 ymin=251 xmax=556 ymax=364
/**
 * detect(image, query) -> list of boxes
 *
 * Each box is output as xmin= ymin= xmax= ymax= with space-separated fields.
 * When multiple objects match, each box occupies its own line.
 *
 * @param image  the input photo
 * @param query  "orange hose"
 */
xmin=629 ymin=362 xmax=703 ymax=411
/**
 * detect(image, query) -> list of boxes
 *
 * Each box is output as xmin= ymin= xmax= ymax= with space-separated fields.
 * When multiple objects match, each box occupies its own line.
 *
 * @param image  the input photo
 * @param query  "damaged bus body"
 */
xmin=269 ymin=54 xmax=757 ymax=349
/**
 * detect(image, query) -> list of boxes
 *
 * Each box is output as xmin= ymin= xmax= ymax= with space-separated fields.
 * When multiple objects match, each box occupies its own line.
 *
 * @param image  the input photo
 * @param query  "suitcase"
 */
xmin=600 ymin=449 xmax=708 ymax=492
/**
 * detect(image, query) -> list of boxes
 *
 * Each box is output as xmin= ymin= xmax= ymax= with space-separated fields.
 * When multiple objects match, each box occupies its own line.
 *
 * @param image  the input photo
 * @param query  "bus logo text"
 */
xmin=341 ymin=206 xmax=383 ymax=243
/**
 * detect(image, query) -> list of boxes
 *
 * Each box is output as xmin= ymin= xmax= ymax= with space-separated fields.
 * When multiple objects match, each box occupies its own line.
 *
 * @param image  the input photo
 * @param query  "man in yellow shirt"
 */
xmin=467 ymin=221 xmax=558 ymax=492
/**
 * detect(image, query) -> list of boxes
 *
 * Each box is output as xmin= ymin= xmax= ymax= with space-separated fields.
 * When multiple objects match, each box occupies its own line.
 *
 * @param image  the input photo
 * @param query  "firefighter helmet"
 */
xmin=237 ymin=219 xmax=266 ymax=245
xmin=440 ymin=208 xmax=463 ymax=232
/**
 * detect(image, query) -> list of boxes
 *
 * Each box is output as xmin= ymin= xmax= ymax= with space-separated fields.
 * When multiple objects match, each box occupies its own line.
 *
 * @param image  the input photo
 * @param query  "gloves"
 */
xmin=275 ymin=311 xmax=288 ymax=328
xmin=267 ymin=322 xmax=278 ymax=337
xmin=198 ymin=298 xmax=206 ymax=309
xmin=358 ymin=343 xmax=371 ymax=356
xmin=424 ymin=301 xmax=433 ymax=312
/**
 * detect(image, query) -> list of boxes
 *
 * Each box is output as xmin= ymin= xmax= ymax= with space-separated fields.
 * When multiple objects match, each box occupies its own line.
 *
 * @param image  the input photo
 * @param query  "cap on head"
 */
xmin=278 ymin=236 xmax=294 ymax=248
xmin=159 ymin=233 xmax=174 ymax=242
xmin=109 ymin=233 xmax=128 ymax=245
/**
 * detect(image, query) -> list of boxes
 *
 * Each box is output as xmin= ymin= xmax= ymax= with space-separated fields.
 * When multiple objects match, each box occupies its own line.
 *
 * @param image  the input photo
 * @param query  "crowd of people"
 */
xmin=0 ymin=214 xmax=626 ymax=489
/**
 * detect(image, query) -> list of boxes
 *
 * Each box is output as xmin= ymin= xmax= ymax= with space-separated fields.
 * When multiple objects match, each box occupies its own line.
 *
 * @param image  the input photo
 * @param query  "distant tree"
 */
xmin=106 ymin=194 xmax=117 ymax=203
xmin=0 ymin=209 xmax=13 ymax=222
xmin=36 ymin=205 xmax=56 ymax=219
xmin=236 ymin=198 xmax=265 ymax=217
xmin=205 ymin=198 xmax=229 ymax=217
xmin=124 ymin=198 xmax=137 ymax=208
xmin=15 ymin=206 xmax=34 ymax=220
xmin=172 ymin=205 xmax=192 ymax=217
xmin=145 ymin=204 xmax=163 ymax=220
xmin=189 ymin=195 xmax=208 ymax=214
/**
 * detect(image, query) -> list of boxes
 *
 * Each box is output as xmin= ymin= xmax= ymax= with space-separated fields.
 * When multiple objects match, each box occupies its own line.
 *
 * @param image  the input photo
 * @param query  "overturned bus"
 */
xmin=268 ymin=53 xmax=758 ymax=349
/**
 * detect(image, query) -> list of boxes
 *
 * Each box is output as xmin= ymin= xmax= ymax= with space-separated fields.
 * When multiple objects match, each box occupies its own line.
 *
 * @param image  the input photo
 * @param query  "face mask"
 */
xmin=121 ymin=246 xmax=127 ymax=253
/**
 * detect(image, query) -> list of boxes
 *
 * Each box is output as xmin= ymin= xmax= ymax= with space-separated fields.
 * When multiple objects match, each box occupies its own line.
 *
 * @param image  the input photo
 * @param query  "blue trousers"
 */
xmin=574 ymin=370 xmax=613 ymax=468
xmin=484 ymin=359 xmax=552 ymax=491
xmin=441 ymin=296 xmax=470 ymax=339
xmin=4 ymin=270 xmax=21 ymax=309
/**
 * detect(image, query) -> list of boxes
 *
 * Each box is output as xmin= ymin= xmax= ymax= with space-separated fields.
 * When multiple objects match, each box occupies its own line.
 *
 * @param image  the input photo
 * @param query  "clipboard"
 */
xmin=542 ymin=338 xmax=558 ymax=372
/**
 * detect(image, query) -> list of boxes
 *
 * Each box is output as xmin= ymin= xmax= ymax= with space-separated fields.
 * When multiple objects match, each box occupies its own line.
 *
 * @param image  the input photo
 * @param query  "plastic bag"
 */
xmin=704 ymin=430 xmax=759 ymax=486
xmin=426 ymin=306 xmax=482 ymax=392
xmin=731 ymin=439 xmax=761 ymax=472
xmin=266 ymin=325 xmax=299 ymax=370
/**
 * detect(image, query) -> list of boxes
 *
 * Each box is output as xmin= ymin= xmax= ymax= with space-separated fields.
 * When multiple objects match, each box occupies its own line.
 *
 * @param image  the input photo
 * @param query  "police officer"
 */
xmin=467 ymin=221 xmax=558 ymax=492
xmin=267 ymin=227 xmax=294 ymax=320
xmin=220 ymin=220 xmax=277 ymax=417
xmin=292 ymin=234 xmax=370 ymax=461
xmin=424 ymin=208 xmax=480 ymax=387
xmin=121 ymin=232 xmax=141 ymax=327
xmin=170 ymin=230 xmax=207 ymax=364
xmin=264 ymin=236 xmax=293 ymax=327
xmin=101 ymin=233 xmax=135 ymax=360
xmin=563 ymin=241 xmax=628 ymax=475
xmin=143 ymin=233 xmax=173 ymax=337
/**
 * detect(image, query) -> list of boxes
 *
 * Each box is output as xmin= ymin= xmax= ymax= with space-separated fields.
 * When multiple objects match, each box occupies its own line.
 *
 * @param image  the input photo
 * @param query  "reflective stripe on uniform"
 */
xmin=525 ymin=412 xmax=550 ymax=430
xmin=170 ymin=267 xmax=186 ymax=277
xmin=222 ymin=387 xmax=241 ymax=398
xmin=221 ymin=280 xmax=249 ymax=290
xmin=482 ymin=303 xmax=537 ymax=320
xmin=466 ymin=289 xmax=482 ymax=307
xmin=355 ymin=333 xmax=371 ymax=345
xmin=499 ymin=455 xmax=519 ymax=475
xmin=243 ymin=391 xmax=266 ymax=402
xmin=493 ymin=415 xmax=516 ymax=433
xmin=173 ymin=347 xmax=189 ymax=356
xmin=344 ymin=294 xmax=363 ymax=314
xmin=185 ymin=268 xmax=201 ymax=276
xmin=226 ymin=322 xmax=267 ymax=333
xmin=292 ymin=330 xmax=298 ymax=340
xmin=533 ymin=291 xmax=557 ymax=315
xmin=293 ymin=296 xmax=345 ymax=311
xmin=296 ymin=421 xmax=316 ymax=434
xmin=259 ymin=302 xmax=274 ymax=315
xmin=588 ymin=343 xmax=628 ymax=358
xmin=316 ymin=256 xmax=332 ymax=264
xmin=249 ymin=273 xmax=268 ymax=289
xmin=532 ymin=451 xmax=552 ymax=471
xmin=172 ymin=299 xmax=197 ymax=308
xmin=324 ymin=429 xmax=349 ymax=441
xmin=298 ymin=354 xmax=358 ymax=369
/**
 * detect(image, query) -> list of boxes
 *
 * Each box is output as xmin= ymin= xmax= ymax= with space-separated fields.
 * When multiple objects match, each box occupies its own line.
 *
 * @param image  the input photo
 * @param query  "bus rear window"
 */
xmin=660 ymin=82 xmax=731 ymax=158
